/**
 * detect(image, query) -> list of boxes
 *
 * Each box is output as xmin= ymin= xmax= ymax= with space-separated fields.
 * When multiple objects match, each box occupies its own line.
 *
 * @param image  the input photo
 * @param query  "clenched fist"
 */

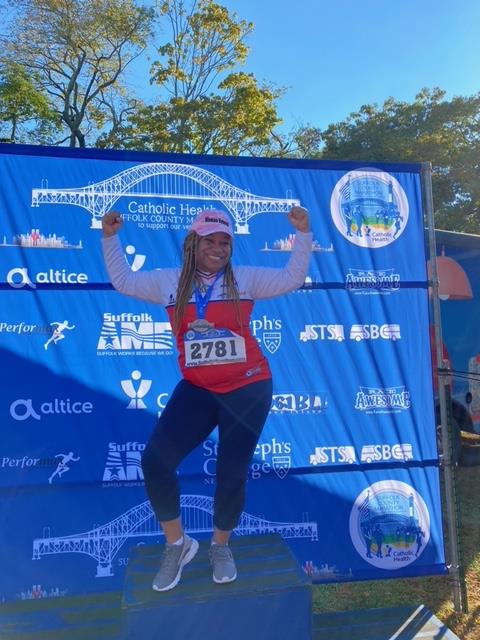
xmin=288 ymin=206 xmax=310 ymax=233
xmin=102 ymin=211 xmax=124 ymax=238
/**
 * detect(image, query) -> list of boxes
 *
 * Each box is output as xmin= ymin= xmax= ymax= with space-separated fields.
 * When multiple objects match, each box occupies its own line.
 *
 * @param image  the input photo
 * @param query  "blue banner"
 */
xmin=0 ymin=144 xmax=444 ymax=602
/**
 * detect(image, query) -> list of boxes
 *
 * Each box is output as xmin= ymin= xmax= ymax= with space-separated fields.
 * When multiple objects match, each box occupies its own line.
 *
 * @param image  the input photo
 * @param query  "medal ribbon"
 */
xmin=194 ymin=270 xmax=224 ymax=319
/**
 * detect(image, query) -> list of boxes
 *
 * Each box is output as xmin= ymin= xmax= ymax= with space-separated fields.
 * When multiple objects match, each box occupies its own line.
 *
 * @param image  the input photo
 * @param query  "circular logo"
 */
xmin=331 ymin=169 xmax=409 ymax=248
xmin=349 ymin=480 xmax=430 ymax=570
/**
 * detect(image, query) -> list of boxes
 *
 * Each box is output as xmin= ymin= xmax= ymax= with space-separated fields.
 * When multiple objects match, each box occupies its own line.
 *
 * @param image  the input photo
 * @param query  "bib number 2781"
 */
xmin=184 ymin=331 xmax=246 ymax=367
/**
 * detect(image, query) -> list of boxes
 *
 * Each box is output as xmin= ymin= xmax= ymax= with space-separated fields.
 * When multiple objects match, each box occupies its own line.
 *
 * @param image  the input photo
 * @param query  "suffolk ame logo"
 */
xmin=331 ymin=169 xmax=409 ymax=248
xmin=103 ymin=442 xmax=145 ymax=485
xmin=97 ymin=312 xmax=174 ymax=356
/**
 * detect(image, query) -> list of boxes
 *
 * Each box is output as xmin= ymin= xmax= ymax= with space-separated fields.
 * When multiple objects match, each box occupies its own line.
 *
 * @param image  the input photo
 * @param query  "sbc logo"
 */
xmin=360 ymin=444 xmax=413 ymax=463
xmin=350 ymin=324 xmax=401 ymax=341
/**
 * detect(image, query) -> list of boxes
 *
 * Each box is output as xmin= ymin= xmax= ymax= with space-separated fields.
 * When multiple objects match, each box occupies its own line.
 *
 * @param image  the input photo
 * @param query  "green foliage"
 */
xmin=100 ymin=0 xmax=281 ymax=154
xmin=109 ymin=71 xmax=280 ymax=154
xmin=152 ymin=0 xmax=252 ymax=100
xmin=0 ymin=61 xmax=59 ymax=143
xmin=0 ymin=0 xmax=154 ymax=147
xmin=318 ymin=88 xmax=480 ymax=233
xmin=2 ymin=1 xmax=479 ymax=234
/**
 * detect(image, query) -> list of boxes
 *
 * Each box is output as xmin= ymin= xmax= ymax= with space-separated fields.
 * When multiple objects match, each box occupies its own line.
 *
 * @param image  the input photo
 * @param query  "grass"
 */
xmin=312 ymin=461 xmax=480 ymax=640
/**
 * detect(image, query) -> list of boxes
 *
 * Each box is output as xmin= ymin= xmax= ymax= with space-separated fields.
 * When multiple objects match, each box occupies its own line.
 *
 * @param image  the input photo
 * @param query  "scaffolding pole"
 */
xmin=422 ymin=161 xmax=466 ymax=613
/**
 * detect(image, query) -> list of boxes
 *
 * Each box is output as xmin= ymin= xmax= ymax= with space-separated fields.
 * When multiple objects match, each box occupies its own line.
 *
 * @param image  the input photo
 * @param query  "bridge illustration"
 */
xmin=32 ymin=494 xmax=318 ymax=577
xmin=31 ymin=162 xmax=300 ymax=233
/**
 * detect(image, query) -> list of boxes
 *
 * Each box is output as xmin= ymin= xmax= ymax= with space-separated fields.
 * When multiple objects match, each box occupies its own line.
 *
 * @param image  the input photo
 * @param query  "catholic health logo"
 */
xmin=349 ymin=480 xmax=430 ymax=570
xmin=331 ymin=169 xmax=409 ymax=248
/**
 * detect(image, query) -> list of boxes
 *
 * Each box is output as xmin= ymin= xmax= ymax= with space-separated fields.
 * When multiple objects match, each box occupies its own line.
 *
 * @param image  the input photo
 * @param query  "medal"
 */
xmin=188 ymin=318 xmax=215 ymax=332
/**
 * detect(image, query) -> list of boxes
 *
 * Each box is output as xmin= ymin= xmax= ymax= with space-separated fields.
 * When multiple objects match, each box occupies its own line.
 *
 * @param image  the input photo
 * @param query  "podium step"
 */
xmin=120 ymin=533 xmax=312 ymax=640
xmin=0 ymin=592 xmax=121 ymax=639
xmin=312 ymin=604 xmax=461 ymax=639
xmin=0 ymin=595 xmax=461 ymax=639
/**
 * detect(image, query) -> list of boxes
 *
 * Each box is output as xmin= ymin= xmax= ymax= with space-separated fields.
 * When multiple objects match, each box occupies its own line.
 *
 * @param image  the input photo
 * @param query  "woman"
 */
xmin=102 ymin=205 xmax=311 ymax=591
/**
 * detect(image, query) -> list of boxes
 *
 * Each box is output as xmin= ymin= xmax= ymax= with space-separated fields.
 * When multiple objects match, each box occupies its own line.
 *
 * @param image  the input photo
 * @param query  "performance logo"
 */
xmin=0 ymin=321 xmax=52 ymax=336
xmin=349 ymin=480 xmax=430 ymax=569
xmin=331 ymin=169 xmax=409 ymax=248
xmin=355 ymin=386 xmax=411 ymax=414
xmin=97 ymin=312 xmax=174 ymax=356
xmin=44 ymin=320 xmax=75 ymax=350
xmin=346 ymin=268 xmax=401 ymax=294
xmin=270 ymin=392 xmax=328 ymax=414
xmin=48 ymin=452 xmax=80 ymax=484
xmin=103 ymin=442 xmax=145 ymax=485
xmin=251 ymin=315 xmax=282 ymax=354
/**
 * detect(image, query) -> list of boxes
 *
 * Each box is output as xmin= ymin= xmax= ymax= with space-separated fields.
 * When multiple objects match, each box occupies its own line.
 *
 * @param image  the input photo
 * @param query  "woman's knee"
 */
xmin=141 ymin=442 xmax=174 ymax=479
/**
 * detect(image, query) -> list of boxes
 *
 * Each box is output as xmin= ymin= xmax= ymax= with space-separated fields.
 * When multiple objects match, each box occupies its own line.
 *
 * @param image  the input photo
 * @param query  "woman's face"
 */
xmin=195 ymin=232 xmax=232 ymax=273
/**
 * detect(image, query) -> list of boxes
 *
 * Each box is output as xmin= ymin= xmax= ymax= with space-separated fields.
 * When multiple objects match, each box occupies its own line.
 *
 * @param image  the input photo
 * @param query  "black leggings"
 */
xmin=141 ymin=378 xmax=273 ymax=531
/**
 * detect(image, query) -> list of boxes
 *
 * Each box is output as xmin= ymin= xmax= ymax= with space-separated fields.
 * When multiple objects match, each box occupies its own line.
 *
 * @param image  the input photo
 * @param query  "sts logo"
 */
xmin=309 ymin=446 xmax=356 ymax=465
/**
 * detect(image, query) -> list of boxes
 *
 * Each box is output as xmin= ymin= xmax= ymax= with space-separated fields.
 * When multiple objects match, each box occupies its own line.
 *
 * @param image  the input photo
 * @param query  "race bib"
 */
xmin=184 ymin=328 xmax=246 ymax=367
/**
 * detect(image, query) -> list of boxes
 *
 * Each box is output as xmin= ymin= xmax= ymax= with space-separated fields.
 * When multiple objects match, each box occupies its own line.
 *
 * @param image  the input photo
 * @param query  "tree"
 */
xmin=319 ymin=88 xmax=480 ymax=233
xmin=103 ymin=0 xmax=282 ymax=154
xmin=0 ymin=0 xmax=154 ymax=147
xmin=0 ymin=61 xmax=59 ymax=143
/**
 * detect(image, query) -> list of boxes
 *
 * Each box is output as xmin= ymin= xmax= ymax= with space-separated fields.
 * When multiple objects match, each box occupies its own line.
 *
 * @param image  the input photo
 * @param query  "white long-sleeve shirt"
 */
xmin=103 ymin=231 xmax=312 ymax=392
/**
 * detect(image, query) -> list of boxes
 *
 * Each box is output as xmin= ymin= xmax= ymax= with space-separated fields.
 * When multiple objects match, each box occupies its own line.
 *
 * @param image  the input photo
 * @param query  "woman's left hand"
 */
xmin=288 ymin=206 xmax=310 ymax=232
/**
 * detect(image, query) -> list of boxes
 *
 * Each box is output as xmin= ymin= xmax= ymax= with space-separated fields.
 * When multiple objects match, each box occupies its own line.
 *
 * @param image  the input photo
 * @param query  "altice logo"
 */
xmin=9 ymin=398 xmax=93 ymax=421
xmin=6 ymin=267 xmax=88 ymax=289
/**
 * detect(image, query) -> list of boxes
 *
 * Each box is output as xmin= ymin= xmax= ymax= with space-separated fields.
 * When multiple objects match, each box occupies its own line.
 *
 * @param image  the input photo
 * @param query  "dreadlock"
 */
xmin=173 ymin=232 xmax=241 ymax=334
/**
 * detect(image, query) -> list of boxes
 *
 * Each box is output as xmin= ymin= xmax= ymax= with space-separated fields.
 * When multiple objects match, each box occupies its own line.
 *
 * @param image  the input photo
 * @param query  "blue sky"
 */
xmin=208 ymin=0 xmax=480 ymax=131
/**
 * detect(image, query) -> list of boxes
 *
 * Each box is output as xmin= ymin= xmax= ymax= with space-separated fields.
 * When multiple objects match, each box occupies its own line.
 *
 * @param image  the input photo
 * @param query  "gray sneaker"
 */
xmin=208 ymin=544 xmax=237 ymax=584
xmin=152 ymin=535 xmax=199 ymax=592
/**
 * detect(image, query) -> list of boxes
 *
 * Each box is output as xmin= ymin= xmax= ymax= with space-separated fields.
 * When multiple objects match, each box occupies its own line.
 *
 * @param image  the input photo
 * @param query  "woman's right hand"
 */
xmin=102 ymin=211 xmax=124 ymax=238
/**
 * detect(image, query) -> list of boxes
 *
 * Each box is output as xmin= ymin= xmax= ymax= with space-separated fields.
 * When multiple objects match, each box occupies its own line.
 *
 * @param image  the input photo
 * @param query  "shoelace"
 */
xmin=210 ymin=545 xmax=233 ymax=561
xmin=161 ymin=543 xmax=182 ymax=570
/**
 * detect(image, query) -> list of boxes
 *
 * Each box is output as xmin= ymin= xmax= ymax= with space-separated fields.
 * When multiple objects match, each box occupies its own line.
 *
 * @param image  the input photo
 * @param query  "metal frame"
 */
xmin=422 ymin=161 xmax=467 ymax=613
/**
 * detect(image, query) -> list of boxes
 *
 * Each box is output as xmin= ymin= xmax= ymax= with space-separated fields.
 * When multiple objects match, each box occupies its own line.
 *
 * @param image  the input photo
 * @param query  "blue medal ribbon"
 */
xmin=194 ymin=270 xmax=224 ymax=319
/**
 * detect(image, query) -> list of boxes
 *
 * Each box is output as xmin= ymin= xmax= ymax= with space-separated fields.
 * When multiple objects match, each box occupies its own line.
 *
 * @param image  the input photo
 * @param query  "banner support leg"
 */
xmin=422 ymin=161 xmax=467 ymax=614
